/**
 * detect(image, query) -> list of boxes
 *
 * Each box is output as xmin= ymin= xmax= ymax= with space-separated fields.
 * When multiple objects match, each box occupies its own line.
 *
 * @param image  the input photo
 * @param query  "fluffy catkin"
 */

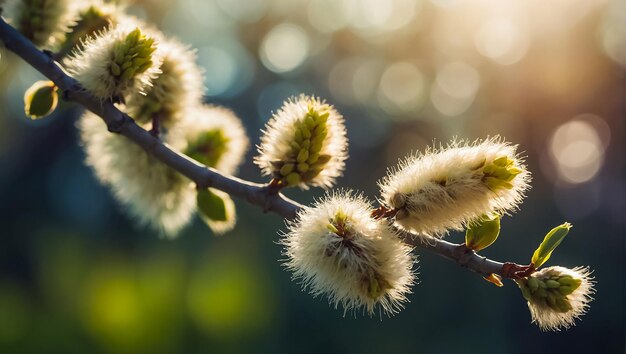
xmin=125 ymin=37 xmax=204 ymax=131
xmin=255 ymin=95 xmax=348 ymax=189
xmin=79 ymin=111 xmax=195 ymax=237
xmin=517 ymin=266 xmax=594 ymax=331
xmin=182 ymin=105 xmax=249 ymax=175
xmin=379 ymin=137 xmax=530 ymax=237
xmin=64 ymin=22 xmax=162 ymax=99
xmin=282 ymin=191 xmax=415 ymax=316
xmin=4 ymin=0 xmax=77 ymax=49
xmin=58 ymin=1 xmax=129 ymax=56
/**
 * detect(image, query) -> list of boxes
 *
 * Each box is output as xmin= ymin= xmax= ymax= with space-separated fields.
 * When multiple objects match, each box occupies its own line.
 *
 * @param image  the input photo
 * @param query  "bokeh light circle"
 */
xmin=260 ymin=24 xmax=310 ymax=73
xmin=475 ymin=19 xmax=529 ymax=65
xmin=549 ymin=119 xmax=606 ymax=184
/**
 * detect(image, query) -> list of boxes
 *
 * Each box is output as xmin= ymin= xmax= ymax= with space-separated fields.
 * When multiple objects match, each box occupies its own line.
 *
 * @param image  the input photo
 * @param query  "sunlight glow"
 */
xmin=431 ymin=62 xmax=480 ymax=116
xmin=260 ymin=23 xmax=310 ymax=73
xmin=378 ymin=62 xmax=426 ymax=114
xmin=475 ymin=18 xmax=529 ymax=65
xmin=550 ymin=119 xmax=606 ymax=184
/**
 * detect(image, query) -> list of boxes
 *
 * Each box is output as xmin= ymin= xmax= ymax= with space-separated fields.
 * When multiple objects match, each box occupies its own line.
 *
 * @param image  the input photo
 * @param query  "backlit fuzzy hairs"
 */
xmin=255 ymin=95 xmax=348 ymax=189
xmin=125 ymin=37 xmax=204 ymax=131
xmin=379 ymin=137 xmax=530 ymax=238
xmin=79 ymin=111 xmax=195 ymax=237
xmin=517 ymin=266 xmax=594 ymax=331
xmin=183 ymin=105 xmax=249 ymax=175
xmin=65 ymin=23 xmax=162 ymax=99
xmin=4 ymin=0 xmax=77 ymax=49
xmin=281 ymin=191 xmax=415 ymax=316
xmin=58 ymin=1 xmax=128 ymax=55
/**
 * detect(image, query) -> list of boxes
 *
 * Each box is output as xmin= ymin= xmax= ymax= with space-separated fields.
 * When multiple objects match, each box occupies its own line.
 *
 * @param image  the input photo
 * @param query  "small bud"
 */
xmin=296 ymin=149 xmax=309 ymax=163
xmin=493 ymin=156 xmax=509 ymax=167
xmin=197 ymin=188 xmax=227 ymax=221
xmin=255 ymin=95 xmax=348 ymax=189
xmin=482 ymin=155 xmax=523 ymax=192
xmin=527 ymin=276 xmax=539 ymax=292
xmin=306 ymin=152 xmax=319 ymax=164
xmin=546 ymin=280 xmax=560 ymax=289
xmin=280 ymin=163 xmax=295 ymax=176
xmin=285 ymin=172 xmax=301 ymax=186
xmin=483 ymin=273 xmax=503 ymax=287
xmin=465 ymin=213 xmax=501 ymax=251
xmin=281 ymin=190 xmax=415 ymax=315
xmin=24 ymin=80 xmax=58 ymax=119
xmin=297 ymin=162 xmax=309 ymax=172
xmin=516 ymin=266 xmax=594 ymax=331
xmin=531 ymin=222 xmax=572 ymax=268
xmin=197 ymin=188 xmax=236 ymax=235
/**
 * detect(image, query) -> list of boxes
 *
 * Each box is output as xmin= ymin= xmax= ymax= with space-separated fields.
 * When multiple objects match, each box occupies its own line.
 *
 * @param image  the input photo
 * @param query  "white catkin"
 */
xmin=181 ymin=104 xmax=249 ymax=175
xmin=79 ymin=111 xmax=195 ymax=237
xmin=255 ymin=94 xmax=348 ymax=189
xmin=125 ymin=36 xmax=204 ymax=130
xmin=282 ymin=191 xmax=415 ymax=316
xmin=526 ymin=266 xmax=595 ymax=331
xmin=64 ymin=22 xmax=162 ymax=99
xmin=70 ymin=1 xmax=132 ymax=38
xmin=379 ymin=137 xmax=530 ymax=238
xmin=74 ymin=0 xmax=126 ymax=19
xmin=4 ymin=0 xmax=78 ymax=49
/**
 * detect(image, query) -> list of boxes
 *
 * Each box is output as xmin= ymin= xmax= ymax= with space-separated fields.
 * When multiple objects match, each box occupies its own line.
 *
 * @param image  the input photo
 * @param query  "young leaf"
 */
xmin=197 ymin=188 xmax=227 ymax=221
xmin=465 ymin=213 xmax=501 ymax=251
xmin=24 ymin=80 xmax=58 ymax=119
xmin=483 ymin=273 xmax=504 ymax=287
xmin=531 ymin=222 xmax=572 ymax=268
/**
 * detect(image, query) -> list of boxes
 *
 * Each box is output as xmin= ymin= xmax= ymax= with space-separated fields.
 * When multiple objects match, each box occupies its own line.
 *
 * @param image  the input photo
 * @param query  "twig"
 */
xmin=0 ymin=17 xmax=520 ymax=280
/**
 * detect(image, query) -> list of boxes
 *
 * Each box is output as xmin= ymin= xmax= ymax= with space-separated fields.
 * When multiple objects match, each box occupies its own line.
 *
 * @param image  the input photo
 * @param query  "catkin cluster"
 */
xmin=12 ymin=0 xmax=594 ymax=329
xmin=24 ymin=0 xmax=250 ymax=237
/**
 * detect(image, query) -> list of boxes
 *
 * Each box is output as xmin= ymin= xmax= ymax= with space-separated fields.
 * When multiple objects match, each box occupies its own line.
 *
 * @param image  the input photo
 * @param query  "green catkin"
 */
xmin=272 ymin=107 xmax=332 ymax=186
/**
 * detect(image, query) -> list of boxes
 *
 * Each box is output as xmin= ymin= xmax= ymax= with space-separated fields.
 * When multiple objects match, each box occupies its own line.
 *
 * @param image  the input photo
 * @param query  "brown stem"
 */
xmin=371 ymin=205 xmax=398 ymax=219
xmin=501 ymin=262 xmax=536 ymax=279
xmin=266 ymin=177 xmax=286 ymax=195
xmin=149 ymin=113 xmax=161 ymax=138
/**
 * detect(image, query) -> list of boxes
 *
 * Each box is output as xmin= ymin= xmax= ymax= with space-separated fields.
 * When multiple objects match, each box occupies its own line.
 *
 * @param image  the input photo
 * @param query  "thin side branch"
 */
xmin=0 ymin=17 xmax=516 ymax=279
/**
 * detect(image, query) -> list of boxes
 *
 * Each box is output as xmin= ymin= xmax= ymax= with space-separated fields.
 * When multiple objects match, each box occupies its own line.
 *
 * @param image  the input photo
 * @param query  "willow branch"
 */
xmin=0 ymin=17 xmax=518 ymax=280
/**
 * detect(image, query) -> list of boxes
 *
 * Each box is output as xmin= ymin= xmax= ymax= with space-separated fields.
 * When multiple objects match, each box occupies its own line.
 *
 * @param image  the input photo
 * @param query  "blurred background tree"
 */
xmin=0 ymin=0 xmax=623 ymax=353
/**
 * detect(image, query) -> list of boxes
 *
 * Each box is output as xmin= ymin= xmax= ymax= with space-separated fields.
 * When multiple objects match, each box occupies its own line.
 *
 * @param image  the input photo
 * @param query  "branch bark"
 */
xmin=0 ymin=17 xmax=515 ymax=280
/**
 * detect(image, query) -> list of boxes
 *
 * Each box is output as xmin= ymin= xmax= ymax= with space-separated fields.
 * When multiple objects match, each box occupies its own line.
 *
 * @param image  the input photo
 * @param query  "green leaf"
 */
xmin=531 ymin=222 xmax=572 ymax=268
xmin=24 ymin=81 xmax=58 ymax=119
xmin=465 ymin=213 xmax=501 ymax=251
xmin=197 ymin=189 xmax=227 ymax=222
